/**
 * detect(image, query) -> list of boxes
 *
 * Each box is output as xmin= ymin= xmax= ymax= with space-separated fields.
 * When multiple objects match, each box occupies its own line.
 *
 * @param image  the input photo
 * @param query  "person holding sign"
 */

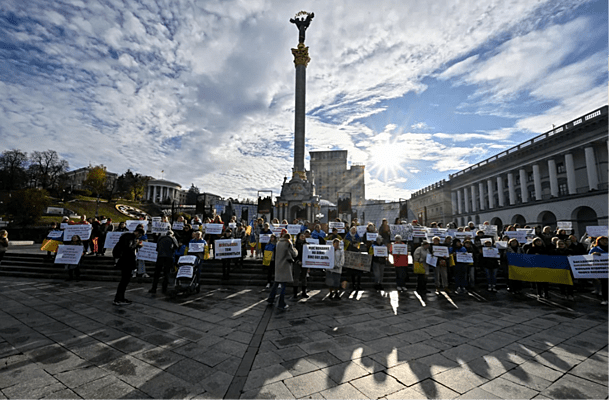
xmin=391 ymin=235 xmax=409 ymax=292
xmin=412 ymin=240 xmax=430 ymax=294
xmin=325 ymin=239 xmax=345 ymax=300
xmin=370 ymin=236 xmax=388 ymax=291
xmin=431 ymin=237 xmax=450 ymax=293
xmin=112 ymin=228 xmax=144 ymax=306
xmin=266 ymin=233 xmax=297 ymax=311
xmin=481 ymin=240 xmax=500 ymax=292
xmin=589 ymin=236 xmax=608 ymax=305
xmin=451 ymin=239 xmax=469 ymax=295
xmin=505 ymin=239 xmax=523 ymax=294
xmin=150 ymin=230 xmax=179 ymax=294
xmin=188 ymin=231 xmax=207 ymax=281
xmin=262 ymin=235 xmax=277 ymax=289
xmin=292 ymin=233 xmax=309 ymax=299
xmin=64 ymin=235 xmax=85 ymax=281
xmin=525 ymin=237 xmax=550 ymax=299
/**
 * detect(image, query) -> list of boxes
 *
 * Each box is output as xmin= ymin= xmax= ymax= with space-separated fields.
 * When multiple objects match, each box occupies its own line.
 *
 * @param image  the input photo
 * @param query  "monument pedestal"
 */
xmin=276 ymin=171 xmax=319 ymax=222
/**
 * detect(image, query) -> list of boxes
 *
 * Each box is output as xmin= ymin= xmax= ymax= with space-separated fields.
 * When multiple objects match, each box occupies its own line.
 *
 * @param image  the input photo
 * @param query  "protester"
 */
xmin=370 ymin=236 xmax=387 ymax=291
xmin=266 ymin=233 xmax=297 ymax=310
xmin=413 ymin=240 xmax=430 ymax=295
xmin=451 ymin=238 xmax=469 ymax=294
xmin=0 ymin=230 xmax=9 ymax=265
xmin=391 ymin=235 xmax=409 ymax=292
xmin=292 ymin=232 xmax=309 ymax=299
xmin=589 ymin=236 xmax=608 ymax=305
xmin=262 ymin=235 xmax=277 ymax=289
xmin=65 ymin=235 xmax=84 ymax=281
xmin=112 ymin=228 xmax=144 ymax=305
xmin=325 ymin=238 xmax=344 ymax=300
xmin=150 ymin=230 xmax=178 ymax=294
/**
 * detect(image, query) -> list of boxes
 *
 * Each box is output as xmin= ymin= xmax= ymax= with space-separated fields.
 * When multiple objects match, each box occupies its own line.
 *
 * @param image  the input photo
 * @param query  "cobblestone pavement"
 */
xmin=0 ymin=276 xmax=607 ymax=399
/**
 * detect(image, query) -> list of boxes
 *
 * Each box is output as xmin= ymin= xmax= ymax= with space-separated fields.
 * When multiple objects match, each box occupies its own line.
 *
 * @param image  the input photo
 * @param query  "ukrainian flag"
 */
xmin=507 ymin=253 xmax=573 ymax=285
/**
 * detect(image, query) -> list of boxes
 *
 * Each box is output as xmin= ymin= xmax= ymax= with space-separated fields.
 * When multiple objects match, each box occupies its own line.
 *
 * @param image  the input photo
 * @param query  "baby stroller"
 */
xmin=167 ymin=255 xmax=201 ymax=298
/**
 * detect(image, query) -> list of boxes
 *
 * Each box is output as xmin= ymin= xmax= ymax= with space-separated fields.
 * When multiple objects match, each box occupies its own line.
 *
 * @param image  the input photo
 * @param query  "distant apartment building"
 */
xmin=63 ymin=165 xmax=118 ymax=191
xmin=309 ymin=150 xmax=365 ymax=206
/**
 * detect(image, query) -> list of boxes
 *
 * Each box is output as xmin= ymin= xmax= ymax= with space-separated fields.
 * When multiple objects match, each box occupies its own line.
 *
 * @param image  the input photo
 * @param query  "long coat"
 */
xmin=274 ymin=237 xmax=297 ymax=283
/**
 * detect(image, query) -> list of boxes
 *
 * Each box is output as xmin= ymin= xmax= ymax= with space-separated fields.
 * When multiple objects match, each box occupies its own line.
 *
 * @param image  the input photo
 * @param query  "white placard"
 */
xmin=137 ymin=241 xmax=158 ymax=262
xmin=55 ymin=245 xmax=83 ymax=265
xmin=586 ymin=226 xmax=609 ymax=237
xmin=47 ymin=230 xmax=63 ymax=239
xmin=103 ymin=232 xmax=125 ymax=249
xmin=568 ymin=254 xmax=608 ymax=279
xmin=495 ymin=241 xmax=508 ymax=250
xmin=456 ymin=252 xmax=474 ymax=263
xmin=287 ymin=224 xmax=301 ymax=235
xmin=412 ymin=227 xmax=427 ymax=238
xmin=126 ymin=220 xmax=148 ymax=232
xmin=192 ymin=224 xmax=200 ymax=231
xmin=390 ymin=224 xmax=414 ymax=241
xmin=172 ymin=222 xmax=184 ymax=231
xmin=391 ymin=243 xmax=408 ymax=255
xmin=356 ymin=225 xmax=368 ymax=238
xmin=178 ymin=255 xmax=198 ymax=265
xmin=557 ymin=221 xmax=572 ymax=231
xmin=151 ymin=217 xmax=162 ymax=222
xmin=151 ymin=221 xmax=170 ymax=234
xmin=516 ymin=228 xmax=535 ymax=238
xmin=366 ymin=232 xmax=378 ymax=241
xmin=373 ymin=246 xmax=388 ymax=257
xmin=505 ymin=231 xmax=527 ymax=243
xmin=188 ymin=242 xmax=206 ymax=253
xmin=432 ymin=246 xmax=449 ymax=258
xmin=63 ymin=224 xmax=92 ymax=241
xmin=426 ymin=254 xmax=437 ymax=267
xmin=215 ymin=239 xmax=242 ymax=259
xmin=479 ymin=237 xmax=493 ymax=245
xmin=306 ymin=238 xmax=320 ymax=244
xmin=271 ymin=226 xmax=284 ymax=236
xmin=329 ymin=221 xmax=345 ymax=233
xmin=482 ymin=247 xmax=500 ymax=258
xmin=205 ymin=224 xmax=224 ymax=235
xmin=455 ymin=231 xmax=474 ymax=240
xmin=60 ymin=223 xmax=69 ymax=230
xmin=229 ymin=223 xmax=237 ymax=229
xmin=260 ymin=234 xmax=272 ymax=244
xmin=176 ymin=266 xmax=194 ymax=279
xmin=302 ymin=244 xmax=335 ymax=269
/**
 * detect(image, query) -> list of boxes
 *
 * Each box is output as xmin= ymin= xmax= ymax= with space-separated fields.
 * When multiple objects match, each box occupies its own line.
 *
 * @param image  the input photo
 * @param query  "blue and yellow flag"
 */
xmin=507 ymin=253 xmax=573 ymax=285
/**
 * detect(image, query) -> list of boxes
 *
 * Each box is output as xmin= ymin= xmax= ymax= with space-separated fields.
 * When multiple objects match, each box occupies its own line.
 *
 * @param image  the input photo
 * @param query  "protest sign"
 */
xmin=557 ymin=221 xmax=572 ymax=232
xmin=306 ymin=238 xmax=320 ymax=245
xmin=455 ymin=231 xmax=474 ymax=240
xmin=479 ymin=237 xmax=493 ymax=245
xmin=229 ymin=223 xmax=237 ymax=229
xmin=137 ymin=242 xmax=158 ymax=262
xmin=568 ymin=254 xmax=608 ymax=279
xmin=302 ymin=244 xmax=334 ymax=269
xmin=54 ymin=245 xmax=83 ymax=265
xmin=103 ymin=232 xmax=124 ymax=249
xmin=188 ymin=242 xmax=206 ymax=253
xmin=271 ymin=226 xmax=284 ymax=236
xmin=366 ymin=232 xmax=378 ymax=242
xmin=63 ymin=224 xmax=92 ymax=241
xmin=329 ymin=221 xmax=345 ymax=233
xmin=426 ymin=254 xmax=438 ymax=267
xmin=391 ymin=243 xmax=408 ymax=255
xmin=412 ymin=226 xmax=427 ymax=238
xmin=456 ymin=252 xmax=474 ymax=263
xmin=432 ymin=246 xmax=449 ymax=258
xmin=47 ymin=230 xmax=63 ymax=239
xmin=482 ymin=247 xmax=500 ymax=258
xmin=205 ymin=224 xmax=224 ymax=235
xmin=495 ymin=241 xmax=508 ymax=250
xmin=259 ymin=234 xmax=272 ymax=244
xmin=126 ymin=220 xmax=147 ymax=232
xmin=151 ymin=221 xmax=170 ymax=234
xmin=176 ymin=266 xmax=194 ymax=279
xmin=516 ymin=228 xmax=535 ymax=238
xmin=60 ymin=223 xmax=69 ymax=230
xmin=373 ymin=246 xmax=388 ymax=257
xmin=505 ymin=231 xmax=527 ymax=243
xmin=390 ymin=224 xmax=414 ymax=241
xmin=172 ymin=222 xmax=184 ymax=231
xmin=586 ymin=226 xmax=609 ymax=237
xmin=343 ymin=251 xmax=372 ymax=272
xmin=356 ymin=225 xmax=367 ymax=238
xmin=478 ymin=224 xmax=498 ymax=237
xmin=192 ymin=224 xmax=201 ymax=231
xmin=287 ymin=224 xmax=301 ymax=235
xmin=215 ymin=239 xmax=242 ymax=259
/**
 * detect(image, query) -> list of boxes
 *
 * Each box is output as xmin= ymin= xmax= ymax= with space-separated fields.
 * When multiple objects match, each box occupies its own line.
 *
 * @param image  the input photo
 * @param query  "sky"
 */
xmin=1 ymin=0 xmax=607 ymax=202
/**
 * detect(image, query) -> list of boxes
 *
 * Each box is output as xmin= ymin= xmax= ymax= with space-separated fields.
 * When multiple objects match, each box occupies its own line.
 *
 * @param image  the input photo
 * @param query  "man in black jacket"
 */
xmin=150 ymin=230 xmax=178 ymax=294
xmin=113 ymin=228 xmax=144 ymax=305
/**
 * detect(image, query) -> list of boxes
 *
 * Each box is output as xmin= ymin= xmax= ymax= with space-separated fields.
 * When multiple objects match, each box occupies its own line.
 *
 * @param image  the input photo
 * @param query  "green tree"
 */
xmin=83 ymin=166 xmax=107 ymax=217
xmin=117 ymin=170 xmax=151 ymax=201
xmin=6 ymin=188 xmax=50 ymax=226
xmin=0 ymin=149 xmax=28 ymax=190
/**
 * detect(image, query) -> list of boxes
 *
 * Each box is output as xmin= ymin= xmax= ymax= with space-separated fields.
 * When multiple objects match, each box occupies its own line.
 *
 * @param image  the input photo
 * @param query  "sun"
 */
xmin=367 ymin=142 xmax=407 ymax=182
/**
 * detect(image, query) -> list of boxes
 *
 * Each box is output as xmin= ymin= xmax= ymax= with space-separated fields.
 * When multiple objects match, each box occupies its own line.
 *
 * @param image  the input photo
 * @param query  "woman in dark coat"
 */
xmin=266 ymin=233 xmax=297 ymax=310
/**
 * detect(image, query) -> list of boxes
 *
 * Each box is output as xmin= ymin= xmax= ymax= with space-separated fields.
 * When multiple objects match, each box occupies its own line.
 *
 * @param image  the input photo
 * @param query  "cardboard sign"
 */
xmin=126 ymin=220 xmax=148 ymax=232
xmin=356 ymin=225 xmax=368 ymax=238
xmin=456 ymin=252 xmax=474 ymax=263
xmin=329 ymin=221 xmax=345 ymax=233
xmin=306 ymin=238 xmax=319 ymax=244
xmin=302 ymin=244 xmax=335 ymax=269
xmin=55 ymin=245 xmax=83 ymax=265
xmin=136 ymin=241 xmax=158 ymax=262
xmin=391 ymin=243 xmax=408 ymax=255
xmin=586 ymin=226 xmax=609 ymax=237
xmin=189 ymin=242 xmax=206 ymax=253
xmin=343 ymin=251 xmax=372 ymax=272
xmin=366 ymin=232 xmax=378 ymax=242
xmin=432 ymin=246 xmax=449 ymax=258
xmin=426 ymin=254 xmax=437 ymax=267
xmin=215 ymin=239 xmax=242 ymax=259
xmin=205 ymin=224 xmax=224 ymax=235
xmin=568 ymin=254 xmax=608 ymax=279
xmin=373 ymin=246 xmax=388 ymax=257
xmin=103 ymin=232 xmax=125 ymax=249
xmin=482 ymin=247 xmax=500 ymax=258
xmin=260 ymin=234 xmax=272 ymax=244
xmin=287 ymin=224 xmax=301 ymax=235
xmin=172 ymin=222 xmax=184 ymax=231
xmin=176 ymin=266 xmax=194 ymax=279
xmin=63 ymin=224 xmax=92 ymax=241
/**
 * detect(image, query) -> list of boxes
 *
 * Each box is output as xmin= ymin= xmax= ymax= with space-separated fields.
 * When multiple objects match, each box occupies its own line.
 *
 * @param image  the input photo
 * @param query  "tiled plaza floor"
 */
xmin=0 ymin=276 xmax=607 ymax=399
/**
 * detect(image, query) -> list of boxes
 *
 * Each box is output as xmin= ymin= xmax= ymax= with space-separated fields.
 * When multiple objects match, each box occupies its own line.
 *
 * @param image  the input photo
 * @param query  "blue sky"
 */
xmin=0 ymin=0 xmax=607 ymax=201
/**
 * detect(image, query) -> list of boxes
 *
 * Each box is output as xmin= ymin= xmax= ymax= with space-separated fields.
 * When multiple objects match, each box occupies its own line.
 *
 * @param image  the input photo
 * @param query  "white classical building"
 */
xmin=146 ymin=179 xmax=187 ymax=204
xmin=448 ymin=106 xmax=607 ymax=238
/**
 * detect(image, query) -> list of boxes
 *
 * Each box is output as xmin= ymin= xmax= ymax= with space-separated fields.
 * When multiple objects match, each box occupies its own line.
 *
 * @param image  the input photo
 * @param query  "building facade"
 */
xmin=309 ymin=150 xmax=365 ymax=207
xmin=447 ymin=106 xmax=608 ymax=238
xmin=146 ymin=179 xmax=187 ymax=204
xmin=409 ymin=180 xmax=453 ymax=226
xmin=62 ymin=165 xmax=118 ymax=191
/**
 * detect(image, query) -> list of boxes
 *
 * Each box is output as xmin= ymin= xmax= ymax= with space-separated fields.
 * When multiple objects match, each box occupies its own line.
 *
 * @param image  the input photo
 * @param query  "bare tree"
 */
xmin=29 ymin=150 xmax=69 ymax=190
xmin=0 ymin=149 xmax=28 ymax=190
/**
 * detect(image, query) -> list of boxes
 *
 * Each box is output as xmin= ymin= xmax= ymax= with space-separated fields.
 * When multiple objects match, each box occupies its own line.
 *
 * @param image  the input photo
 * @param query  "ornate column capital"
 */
xmin=291 ymin=43 xmax=310 ymax=67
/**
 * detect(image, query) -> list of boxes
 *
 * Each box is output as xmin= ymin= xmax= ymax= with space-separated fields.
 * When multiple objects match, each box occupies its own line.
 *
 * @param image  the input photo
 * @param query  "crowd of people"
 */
xmin=39 ymin=214 xmax=608 ymax=307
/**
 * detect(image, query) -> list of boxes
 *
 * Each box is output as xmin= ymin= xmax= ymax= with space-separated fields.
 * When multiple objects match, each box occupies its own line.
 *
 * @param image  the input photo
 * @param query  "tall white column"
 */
xmin=470 ymin=185 xmax=477 ymax=212
xmin=548 ymin=159 xmax=558 ymax=197
xmin=457 ymin=189 xmax=463 ymax=214
xmin=478 ymin=182 xmax=485 ymax=211
xmin=451 ymin=192 xmax=457 ymax=215
xmin=487 ymin=179 xmax=494 ymax=209
xmin=564 ymin=153 xmax=577 ymax=195
xmin=463 ymin=187 xmax=469 ymax=213
xmin=497 ymin=176 xmax=505 ymax=207
xmin=532 ymin=164 xmax=542 ymax=200
xmin=519 ymin=168 xmax=528 ymax=203
xmin=584 ymin=147 xmax=599 ymax=190
xmin=153 ymin=186 xmax=157 ymax=203
xmin=507 ymin=172 xmax=516 ymax=205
